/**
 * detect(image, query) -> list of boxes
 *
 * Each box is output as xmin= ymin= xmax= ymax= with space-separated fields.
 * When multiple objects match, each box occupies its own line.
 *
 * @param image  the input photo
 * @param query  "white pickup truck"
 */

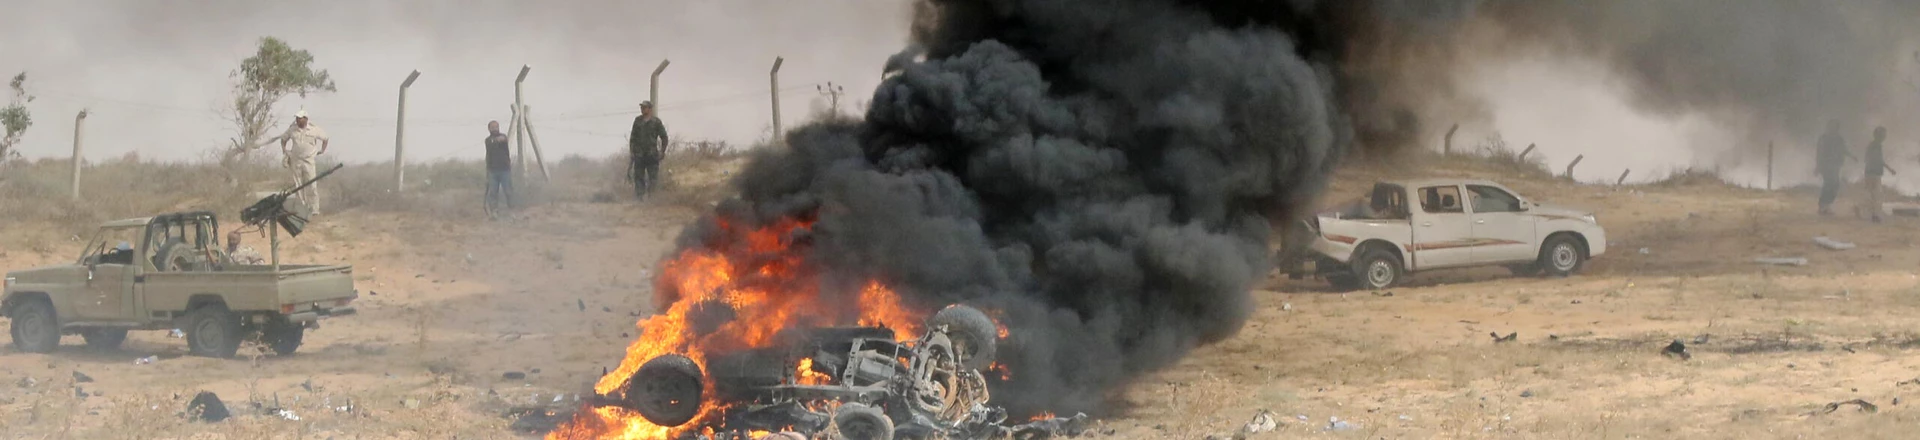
xmin=1297 ymin=179 xmax=1606 ymax=290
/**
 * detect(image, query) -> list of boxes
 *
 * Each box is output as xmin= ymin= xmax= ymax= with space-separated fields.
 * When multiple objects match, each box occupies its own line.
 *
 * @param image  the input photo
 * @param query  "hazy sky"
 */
xmin=0 ymin=0 xmax=913 ymax=163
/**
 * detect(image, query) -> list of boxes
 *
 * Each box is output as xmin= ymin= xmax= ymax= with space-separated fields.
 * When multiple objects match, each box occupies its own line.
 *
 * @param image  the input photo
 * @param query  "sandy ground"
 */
xmin=4 ymin=159 xmax=1920 ymax=439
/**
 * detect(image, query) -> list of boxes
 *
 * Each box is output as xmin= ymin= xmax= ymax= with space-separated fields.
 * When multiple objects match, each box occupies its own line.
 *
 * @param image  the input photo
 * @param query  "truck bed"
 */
xmin=142 ymin=264 xmax=355 ymax=314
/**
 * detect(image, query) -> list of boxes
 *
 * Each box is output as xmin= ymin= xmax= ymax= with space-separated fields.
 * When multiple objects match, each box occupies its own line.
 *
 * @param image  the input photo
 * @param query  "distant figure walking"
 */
xmin=628 ymin=101 xmax=669 ymax=199
xmin=279 ymin=110 xmax=330 ymax=215
xmin=484 ymin=120 xmax=513 ymax=217
xmin=1860 ymin=126 xmax=1896 ymax=222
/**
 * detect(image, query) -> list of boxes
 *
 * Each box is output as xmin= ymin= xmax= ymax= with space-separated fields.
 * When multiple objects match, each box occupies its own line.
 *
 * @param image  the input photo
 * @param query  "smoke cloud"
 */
xmin=665 ymin=0 xmax=1405 ymax=415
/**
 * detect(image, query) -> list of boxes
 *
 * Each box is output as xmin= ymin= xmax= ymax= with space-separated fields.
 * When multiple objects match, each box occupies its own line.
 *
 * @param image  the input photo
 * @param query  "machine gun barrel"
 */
xmin=286 ymin=163 xmax=345 ymax=197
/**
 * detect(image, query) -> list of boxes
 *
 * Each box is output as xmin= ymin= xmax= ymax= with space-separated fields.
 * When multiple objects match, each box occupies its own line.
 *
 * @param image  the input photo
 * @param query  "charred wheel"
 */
xmin=624 ymin=354 xmax=706 ymax=427
xmin=926 ymin=305 xmax=998 ymax=369
xmin=832 ymin=403 xmax=894 ymax=440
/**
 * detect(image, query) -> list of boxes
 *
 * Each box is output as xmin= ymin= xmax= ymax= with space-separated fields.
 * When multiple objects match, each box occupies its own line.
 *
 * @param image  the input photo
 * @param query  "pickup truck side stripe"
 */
xmin=1407 ymin=238 xmax=1527 ymax=251
xmin=1324 ymin=234 xmax=1358 ymax=244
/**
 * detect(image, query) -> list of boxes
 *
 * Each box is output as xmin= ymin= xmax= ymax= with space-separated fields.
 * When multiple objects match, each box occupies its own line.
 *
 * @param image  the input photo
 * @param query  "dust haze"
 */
xmin=0 ymin=0 xmax=911 ymax=163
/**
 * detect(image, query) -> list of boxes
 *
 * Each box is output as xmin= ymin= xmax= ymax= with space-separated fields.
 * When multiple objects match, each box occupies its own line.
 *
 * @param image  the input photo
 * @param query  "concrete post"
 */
xmin=1766 ymin=141 xmax=1774 ymax=190
xmin=394 ymin=70 xmax=420 ymax=192
xmin=650 ymin=60 xmax=670 ymax=112
xmin=1518 ymin=143 xmax=1537 ymax=162
xmin=770 ymin=57 xmax=785 ymax=146
xmin=523 ymin=105 xmax=550 ymax=181
xmin=1617 ymin=169 xmax=1632 ymax=186
xmin=71 ymin=110 xmax=87 ymax=200
xmin=1564 ymin=155 xmax=1584 ymax=179
xmin=514 ymin=65 xmax=531 ymax=178
xmin=1443 ymin=123 xmax=1459 ymax=155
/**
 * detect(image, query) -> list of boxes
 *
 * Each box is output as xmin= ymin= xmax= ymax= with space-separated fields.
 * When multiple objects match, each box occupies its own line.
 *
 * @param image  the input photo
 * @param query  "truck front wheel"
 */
xmin=1350 ymin=248 xmax=1404 ymax=290
xmin=8 ymin=299 xmax=60 ymax=353
xmin=1538 ymin=235 xmax=1587 ymax=277
xmin=186 ymin=304 xmax=242 ymax=358
xmin=262 ymin=322 xmax=304 ymax=356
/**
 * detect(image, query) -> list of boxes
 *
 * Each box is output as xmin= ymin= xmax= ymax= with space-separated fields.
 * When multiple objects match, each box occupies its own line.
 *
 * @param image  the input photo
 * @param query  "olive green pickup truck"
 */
xmin=3 ymin=211 xmax=356 ymax=358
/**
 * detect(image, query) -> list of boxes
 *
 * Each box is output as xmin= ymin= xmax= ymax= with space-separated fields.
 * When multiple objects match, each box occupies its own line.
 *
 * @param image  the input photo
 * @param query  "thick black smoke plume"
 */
xmin=673 ymin=0 xmax=1379 ymax=415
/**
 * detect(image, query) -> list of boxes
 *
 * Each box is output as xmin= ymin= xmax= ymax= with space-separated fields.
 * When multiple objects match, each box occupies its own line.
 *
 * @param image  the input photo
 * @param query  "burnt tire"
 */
xmin=625 ymin=354 xmax=705 ymax=427
xmin=262 ymin=323 xmax=304 ymax=356
xmin=1538 ymin=235 xmax=1587 ymax=277
xmin=833 ymin=403 xmax=894 ymax=440
xmin=1350 ymin=247 xmax=1403 ymax=291
xmin=8 ymin=299 xmax=59 ymax=353
xmin=927 ymin=305 xmax=998 ymax=369
xmin=185 ymin=303 xmax=242 ymax=358
xmin=82 ymin=328 xmax=128 ymax=350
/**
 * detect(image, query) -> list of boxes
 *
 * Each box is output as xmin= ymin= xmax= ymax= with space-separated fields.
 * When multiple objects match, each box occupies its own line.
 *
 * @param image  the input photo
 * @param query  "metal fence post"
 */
xmin=394 ymin=70 xmax=420 ymax=192
xmin=514 ymin=65 xmax=531 ymax=178
xmin=71 ymin=110 xmax=87 ymax=200
xmin=770 ymin=57 xmax=785 ymax=146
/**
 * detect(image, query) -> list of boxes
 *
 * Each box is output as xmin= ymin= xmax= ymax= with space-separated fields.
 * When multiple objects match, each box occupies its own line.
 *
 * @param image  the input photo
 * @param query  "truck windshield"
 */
xmin=80 ymin=227 xmax=145 ymax=266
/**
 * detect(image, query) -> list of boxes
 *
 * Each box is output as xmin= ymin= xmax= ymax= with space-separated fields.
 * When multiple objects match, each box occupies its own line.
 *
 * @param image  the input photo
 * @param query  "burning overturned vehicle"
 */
xmin=546 ymin=219 xmax=1087 ymax=440
xmin=609 ymin=305 xmax=1069 ymax=440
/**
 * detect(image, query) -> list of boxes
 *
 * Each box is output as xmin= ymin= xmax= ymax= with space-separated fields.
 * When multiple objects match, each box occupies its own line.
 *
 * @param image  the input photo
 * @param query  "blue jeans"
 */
xmin=486 ymin=170 xmax=514 ymax=209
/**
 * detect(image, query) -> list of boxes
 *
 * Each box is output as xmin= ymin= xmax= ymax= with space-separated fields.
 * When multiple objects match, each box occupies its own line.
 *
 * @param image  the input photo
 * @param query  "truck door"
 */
xmin=1410 ymin=185 xmax=1474 ymax=269
xmin=1466 ymin=184 xmax=1537 ymax=263
xmin=74 ymin=226 xmax=144 ymax=321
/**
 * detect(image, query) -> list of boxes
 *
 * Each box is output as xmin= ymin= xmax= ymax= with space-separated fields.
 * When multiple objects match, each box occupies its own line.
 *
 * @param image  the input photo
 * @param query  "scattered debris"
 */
xmin=1520 ymin=389 xmax=1534 ymax=398
xmin=1753 ymin=257 xmax=1808 ymax=267
xmin=71 ymin=370 xmax=93 ymax=383
xmin=1813 ymin=237 xmax=1856 ymax=251
xmin=1371 ymin=291 xmax=1394 ymax=297
xmin=1638 ymin=248 xmax=1650 ymax=255
xmin=529 ymin=368 xmax=542 ymax=374
xmin=273 ymin=408 xmax=301 ymax=421
xmin=188 ymin=391 xmax=231 ymax=423
xmin=14 ymin=377 xmax=34 ymax=388
xmin=503 ymin=371 xmax=527 ymax=380
xmin=577 ymin=299 xmax=586 ymax=312
xmin=1007 ymin=412 xmax=1091 ymax=439
xmin=1241 ymin=410 xmax=1279 ymax=434
xmin=1662 ymin=340 xmax=1692 ymax=360
xmin=135 ymin=356 xmax=157 ymax=365
xmin=1324 ymin=417 xmax=1356 ymax=432
xmin=1694 ymin=334 xmax=1711 ymax=344
xmin=353 ymin=343 xmax=389 ymax=356
xmin=508 ymin=407 xmax=576 ymax=434
xmin=1818 ymin=399 xmax=1879 ymax=414
xmin=1898 ymin=378 xmax=1920 ymax=387
xmin=1491 ymin=332 xmax=1518 ymax=343
xmin=403 ymin=398 xmax=422 ymax=409
xmin=1281 ymin=302 xmax=1293 ymax=312
xmin=1896 ymin=397 xmax=1903 ymax=406
xmin=1397 ymin=414 xmax=1413 ymax=422
xmin=168 ymin=329 xmax=185 ymax=338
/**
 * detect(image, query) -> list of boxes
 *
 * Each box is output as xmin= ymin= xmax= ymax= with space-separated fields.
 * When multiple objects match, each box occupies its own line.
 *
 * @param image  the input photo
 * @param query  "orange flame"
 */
xmin=795 ymin=358 xmax=833 ymax=386
xmin=1030 ymin=412 xmax=1057 ymax=422
xmin=549 ymin=217 xmax=929 ymax=439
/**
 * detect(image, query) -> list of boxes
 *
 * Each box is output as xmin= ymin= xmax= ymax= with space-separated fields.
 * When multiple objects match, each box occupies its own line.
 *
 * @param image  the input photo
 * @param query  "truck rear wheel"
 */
xmin=81 ymin=328 xmax=128 ymax=350
xmin=8 ymin=299 xmax=60 ymax=353
xmin=926 ymin=305 xmax=998 ymax=369
xmin=1350 ymin=247 xmax=1403 ymax=290
xmin=262 ymin=322 xmax=304 ymax=356
xmin=186 ymin=304 xmax=242 ymax=358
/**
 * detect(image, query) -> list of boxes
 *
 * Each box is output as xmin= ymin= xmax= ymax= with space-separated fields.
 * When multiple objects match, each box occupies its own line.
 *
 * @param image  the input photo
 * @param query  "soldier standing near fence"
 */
xmin=279 ymin=110 xmax=330 ymax=215
xmin=1861 ymin=126 xmax=1895 ymax=222
xmin=628 ymin=101 xmax=669 ymax=199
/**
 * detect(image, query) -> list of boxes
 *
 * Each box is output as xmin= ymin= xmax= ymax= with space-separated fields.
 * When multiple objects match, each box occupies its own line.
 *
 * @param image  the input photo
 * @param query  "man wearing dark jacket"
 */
xmin=484 ymin=120 xmax=513 ymax=214
xmin=628 ymin=101 xmax=669 ymax=198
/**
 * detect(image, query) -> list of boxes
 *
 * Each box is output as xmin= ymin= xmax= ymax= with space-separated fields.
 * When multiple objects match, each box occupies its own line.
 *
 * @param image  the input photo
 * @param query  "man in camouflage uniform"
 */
xmin=628 ymin=101 xmax=669 ymax=199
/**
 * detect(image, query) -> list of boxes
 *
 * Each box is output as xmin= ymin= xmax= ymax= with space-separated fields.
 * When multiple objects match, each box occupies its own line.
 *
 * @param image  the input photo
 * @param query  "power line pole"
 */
xmin=770 ymin=57 xmax=784 ymax=146
xmin=817 ymin=82 xmax=845 ymax=116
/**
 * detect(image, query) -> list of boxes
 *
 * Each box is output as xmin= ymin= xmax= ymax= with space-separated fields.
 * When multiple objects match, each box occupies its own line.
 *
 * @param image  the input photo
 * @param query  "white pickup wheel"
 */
xmin=8 ymin=299 xmax=60 ymax=353
xmin=1350 ymin=247 xmax=1403 ymax=290
xmin=1539 ymin=235 xmax=1586 ymax=277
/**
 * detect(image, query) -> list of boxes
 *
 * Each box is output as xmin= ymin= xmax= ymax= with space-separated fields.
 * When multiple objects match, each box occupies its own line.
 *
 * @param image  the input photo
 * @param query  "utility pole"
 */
xmin=514 ymin=65 xmax=531 ymax=178
xmin=523 ymin=105 xmax=550 ymax=181
xmin=1767 ymin=141 xmax=1774 ymax=190
xmin=817 ymin=81 xmax=845 ymax=116
xmin=393 ymin=70 xmax=420 ymax=192
xmin=70 ymin=110 xmax=87 ymax=200
xmin=770 ymin=57 xmax=784 ymax=146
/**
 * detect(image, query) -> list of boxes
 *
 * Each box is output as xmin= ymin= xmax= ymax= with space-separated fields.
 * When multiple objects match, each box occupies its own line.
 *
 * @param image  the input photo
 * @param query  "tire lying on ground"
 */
xmin=833 ymin=403 xmax=894 ymax=440
xmin=624 ymin=354 xmax=705 ymax=427
xmin=926 ymin=305 xmax=998 ymax=369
